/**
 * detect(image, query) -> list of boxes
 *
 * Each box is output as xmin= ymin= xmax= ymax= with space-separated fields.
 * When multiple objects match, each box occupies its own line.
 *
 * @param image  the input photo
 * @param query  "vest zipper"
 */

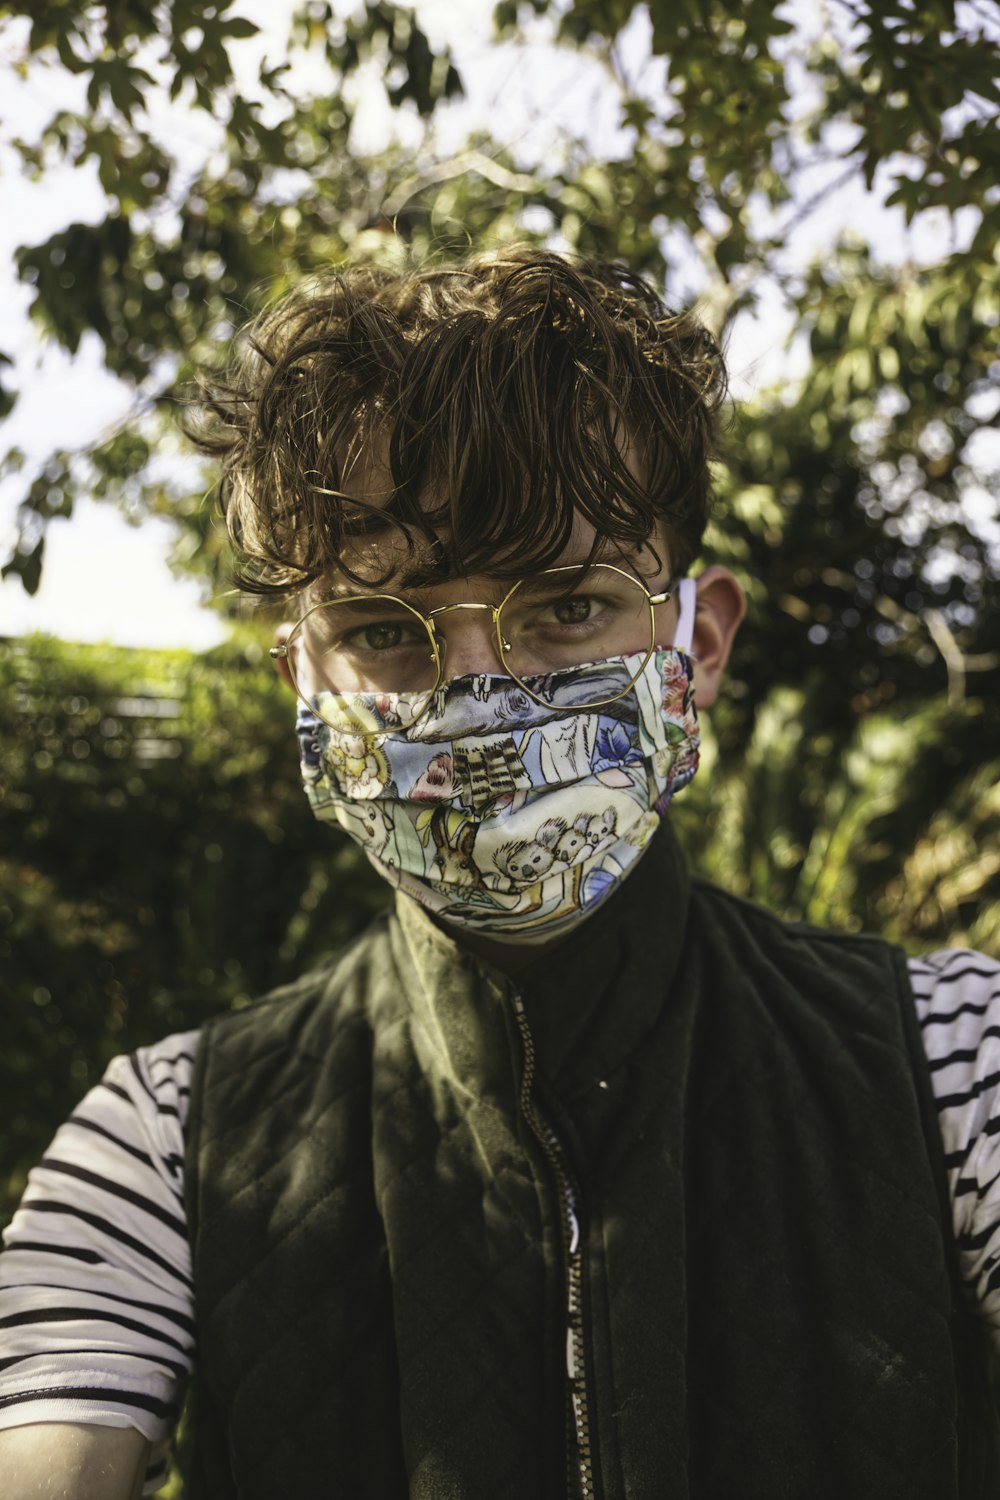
xmin=511 ymin=993 xmax=596 ymax=1500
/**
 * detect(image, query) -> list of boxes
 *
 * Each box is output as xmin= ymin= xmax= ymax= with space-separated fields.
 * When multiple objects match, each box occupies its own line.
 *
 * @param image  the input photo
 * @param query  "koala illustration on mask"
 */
xmin=574 ymin=807 xmax=618 ymax=851
xmin=551 ymin=823 xmax=589 ymax=865
xmin=493 ymin=817 xmax=566 ymax=888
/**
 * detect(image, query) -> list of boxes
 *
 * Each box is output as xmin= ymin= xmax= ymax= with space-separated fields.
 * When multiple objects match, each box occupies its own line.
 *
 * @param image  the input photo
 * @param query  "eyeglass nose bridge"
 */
xmin=423 ymin=599 xmax=514 ymax=661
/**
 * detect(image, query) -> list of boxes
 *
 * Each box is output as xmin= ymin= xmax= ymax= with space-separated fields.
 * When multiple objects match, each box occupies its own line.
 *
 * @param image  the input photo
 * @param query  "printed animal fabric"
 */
xmin=296 ymin=649 xmax=700 ymax=940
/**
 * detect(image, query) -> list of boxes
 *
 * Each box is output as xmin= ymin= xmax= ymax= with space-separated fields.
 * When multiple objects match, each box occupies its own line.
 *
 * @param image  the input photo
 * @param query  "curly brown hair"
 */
xmin=190 ymin=244 xmax=727 ymax=599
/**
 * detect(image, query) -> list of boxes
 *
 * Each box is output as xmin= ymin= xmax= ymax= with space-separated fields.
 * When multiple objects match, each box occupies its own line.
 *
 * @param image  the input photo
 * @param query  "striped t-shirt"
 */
xmin=2 ymin=949 xmax=1000 ymax=1494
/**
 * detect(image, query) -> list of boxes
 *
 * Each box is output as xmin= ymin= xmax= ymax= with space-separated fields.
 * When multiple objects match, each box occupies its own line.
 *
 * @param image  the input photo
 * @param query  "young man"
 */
xmin=1 ymin=247 xmax=999 ymax=1498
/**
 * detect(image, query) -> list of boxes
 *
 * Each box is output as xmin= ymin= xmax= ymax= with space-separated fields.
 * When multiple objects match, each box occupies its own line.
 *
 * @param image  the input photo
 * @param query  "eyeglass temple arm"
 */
xmin=669 ymin=577 xmax=698 ymax=654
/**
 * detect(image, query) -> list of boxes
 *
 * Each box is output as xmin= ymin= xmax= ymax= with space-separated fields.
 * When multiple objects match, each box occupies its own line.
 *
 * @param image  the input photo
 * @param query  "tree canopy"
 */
xmin=1 ymin=0 xmax=996 ymax=605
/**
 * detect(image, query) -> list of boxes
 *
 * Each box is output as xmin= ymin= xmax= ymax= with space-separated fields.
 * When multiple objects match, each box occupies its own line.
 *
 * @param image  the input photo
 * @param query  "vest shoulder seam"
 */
xmin=201 ymin=914 xmax=393 ymax=1035
xmin=688 ymin=876 xmax=904 ymax=960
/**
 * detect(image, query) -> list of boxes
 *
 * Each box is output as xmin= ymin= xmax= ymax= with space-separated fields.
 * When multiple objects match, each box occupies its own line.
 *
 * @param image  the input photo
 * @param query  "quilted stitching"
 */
xmin=182 ymin=835 xmax=995 ymax=1498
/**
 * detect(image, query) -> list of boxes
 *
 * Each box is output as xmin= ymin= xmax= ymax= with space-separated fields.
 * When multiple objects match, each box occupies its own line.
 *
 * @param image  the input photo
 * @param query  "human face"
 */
xmin=274 ymin=516 xmax=744 ymax=712
xmin=274 ymin=515 xmax=681 ymax=696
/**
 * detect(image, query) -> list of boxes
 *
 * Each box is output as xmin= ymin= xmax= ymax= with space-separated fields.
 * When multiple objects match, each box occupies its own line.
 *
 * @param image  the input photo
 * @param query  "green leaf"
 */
xmin=221 ymin=18 xmax=260 ymax=39
xmin=55 ymin=28 xmax=87 ymax=74
xmin=1 ymin=535 xmax=44 ymax=596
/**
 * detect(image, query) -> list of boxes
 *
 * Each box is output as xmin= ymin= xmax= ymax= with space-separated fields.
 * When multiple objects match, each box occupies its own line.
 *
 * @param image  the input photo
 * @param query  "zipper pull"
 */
xmin=567 ymin=1203 xmax=580 ymax=1256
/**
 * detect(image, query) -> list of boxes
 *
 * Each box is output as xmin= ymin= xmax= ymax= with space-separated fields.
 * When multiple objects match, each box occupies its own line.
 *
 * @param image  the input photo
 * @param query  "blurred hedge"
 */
xmin=0 ymin=633 xmax=388 ymax=1227
xmin=671 ymin=671 xmax=1000 ymax=958
xmin=2 ymin=631 xmax=998 ymax=1230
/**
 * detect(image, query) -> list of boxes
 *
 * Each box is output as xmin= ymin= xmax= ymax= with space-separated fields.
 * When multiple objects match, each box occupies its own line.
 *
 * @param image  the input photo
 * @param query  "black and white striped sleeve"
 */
xmin=0 ymin=1030 xmax=199 ymax=1494
xmin=910 ymin=950 xmax=1000 ymax=1351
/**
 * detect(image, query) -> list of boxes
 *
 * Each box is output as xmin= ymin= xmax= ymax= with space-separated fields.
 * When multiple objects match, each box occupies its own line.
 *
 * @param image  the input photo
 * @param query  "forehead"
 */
xmin=307 ymin=422 xmax=669 ymax=597
xmin=310 ymin=515 xmax=672 ymax=605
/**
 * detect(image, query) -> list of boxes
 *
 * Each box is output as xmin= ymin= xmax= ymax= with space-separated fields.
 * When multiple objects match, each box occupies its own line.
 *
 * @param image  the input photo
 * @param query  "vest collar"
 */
xmin=390 ymin=824 xmax=691 ymax=1102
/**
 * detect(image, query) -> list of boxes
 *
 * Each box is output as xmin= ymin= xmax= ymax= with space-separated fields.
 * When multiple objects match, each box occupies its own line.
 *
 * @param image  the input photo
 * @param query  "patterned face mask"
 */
xmin=296 ymin=580 xmax=700 ymax=944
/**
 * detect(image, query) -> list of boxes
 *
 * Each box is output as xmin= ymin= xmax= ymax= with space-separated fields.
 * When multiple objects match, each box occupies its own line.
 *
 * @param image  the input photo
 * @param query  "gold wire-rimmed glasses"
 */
xmin=271 ymin=562 xmax=674 ymax=733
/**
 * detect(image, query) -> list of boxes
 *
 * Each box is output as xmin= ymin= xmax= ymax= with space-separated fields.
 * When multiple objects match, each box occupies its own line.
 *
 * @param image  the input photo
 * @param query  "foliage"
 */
xmin=0 ymin=632 xmax=388 ymax=1226
xmin=672 ymin=685 xmax=1000 ymax=955
xmin=0 ymin=0 xmax=996 ymax=617
xmin=707 ymin=241 xmax=1000 ymax=758
xmin=1 ymin=0 xmax=472 ymax=597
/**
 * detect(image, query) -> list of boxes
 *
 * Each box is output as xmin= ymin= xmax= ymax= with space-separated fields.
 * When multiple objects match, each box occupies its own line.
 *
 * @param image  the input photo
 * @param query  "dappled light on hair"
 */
xmin=188 ymin=246 xmax=727 ymax=599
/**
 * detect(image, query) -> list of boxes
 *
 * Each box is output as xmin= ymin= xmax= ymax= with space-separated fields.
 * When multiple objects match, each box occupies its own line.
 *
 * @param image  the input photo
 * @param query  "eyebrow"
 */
xmin=313 ymin=592 xmax=430 ymax=612
xmin=310 ymin=553 xmax=663 ymax=610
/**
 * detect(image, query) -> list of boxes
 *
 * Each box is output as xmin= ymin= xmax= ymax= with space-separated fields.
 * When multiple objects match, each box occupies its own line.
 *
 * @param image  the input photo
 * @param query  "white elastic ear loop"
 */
xmin=673 ymin=576 xmax=697 ymax=655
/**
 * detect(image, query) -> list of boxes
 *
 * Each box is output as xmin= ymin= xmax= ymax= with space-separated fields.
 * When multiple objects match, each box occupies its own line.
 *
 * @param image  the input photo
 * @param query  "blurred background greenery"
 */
xmin=1 ymin=0 xmax=998 ymax=1242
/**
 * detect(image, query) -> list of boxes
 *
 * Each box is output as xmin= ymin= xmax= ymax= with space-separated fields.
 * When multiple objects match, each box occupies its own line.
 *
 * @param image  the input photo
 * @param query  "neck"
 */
xmin=431 ymin=918 xmax=573 ymax=974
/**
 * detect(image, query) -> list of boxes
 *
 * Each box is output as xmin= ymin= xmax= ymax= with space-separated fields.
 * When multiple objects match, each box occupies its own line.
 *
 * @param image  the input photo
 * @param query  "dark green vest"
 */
xmin=183 ymin=829 xmax=999 ymax=1497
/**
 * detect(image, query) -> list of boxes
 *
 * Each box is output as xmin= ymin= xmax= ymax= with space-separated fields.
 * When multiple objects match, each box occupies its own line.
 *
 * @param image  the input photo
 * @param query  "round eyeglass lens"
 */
xmin=498 ymin=565 xmax=654 ymax=686
xmin=290 ymin=597 xmax=439 ymax=728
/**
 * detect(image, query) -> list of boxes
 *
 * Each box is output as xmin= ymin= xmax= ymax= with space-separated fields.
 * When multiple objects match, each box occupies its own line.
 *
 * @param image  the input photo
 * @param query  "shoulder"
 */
xmin=187 ymin=913 xmax=401 ymax=1117
xmin=183 ymin=920 xmax=406 ymax=1237
xmin=909 ymin=947 xmax=1000 ymax=1025
xmin=908 ymin=948 xmax=1000 ymax=1143
xmin=907 ymin=949 xmax=1000 ymax=1345
xmin=116 ymin=1026 xmax=200 ymax=1131
xmin=0 ymin=1031 xmax=198 ymax=1464
xmin=199 ymin=914 xmax=396 ymax=1046
xmin=688 ymin=876 xmax=908 ymax=975
xmin=684 ymin=879 xmax=921 ymax=1056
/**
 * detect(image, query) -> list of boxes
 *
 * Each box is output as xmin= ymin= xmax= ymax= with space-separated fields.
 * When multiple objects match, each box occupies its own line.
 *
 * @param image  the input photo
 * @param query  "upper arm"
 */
xmin=0 ymin=1422 xmax=151 ymax=1500
xmin=0 ymin=1033 xmax=199 ymax=1492
xmin=911 ymin=949 xmax=1000 ymax=1345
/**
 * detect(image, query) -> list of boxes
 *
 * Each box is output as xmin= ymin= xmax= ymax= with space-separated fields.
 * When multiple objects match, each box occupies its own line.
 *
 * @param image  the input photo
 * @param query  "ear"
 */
xmin=272 ymin=622 xmax=296 ymax=693
xmin=430 ymin=807 xmax=448 ymax=849
xmin=689 ymin=566 xmax=745 ymax=709
xmin=459 ymin=823 xmax=478 ymax=856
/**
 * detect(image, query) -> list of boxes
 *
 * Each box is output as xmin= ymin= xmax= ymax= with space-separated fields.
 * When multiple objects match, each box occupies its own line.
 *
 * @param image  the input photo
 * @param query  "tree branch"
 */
xmin=382 ymin=150 xmax=541 ymax=217
xmin=925 ymin=609 xmax=1000 ymax=706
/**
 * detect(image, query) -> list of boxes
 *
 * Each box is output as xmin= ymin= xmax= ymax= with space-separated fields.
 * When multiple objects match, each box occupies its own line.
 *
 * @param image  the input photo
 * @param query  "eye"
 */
xmin=553 ymin=596 xmax=593 ymax=625
xmin=306 ymin=601 xmax=432 ymax=658
xmin=351 ymin=622 xmax=405 ymax=651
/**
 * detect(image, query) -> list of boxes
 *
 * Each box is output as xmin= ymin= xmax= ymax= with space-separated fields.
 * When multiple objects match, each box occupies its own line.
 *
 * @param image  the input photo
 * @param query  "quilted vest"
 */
xmin=183 ymin=828 xmax=1000 ymax=1497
